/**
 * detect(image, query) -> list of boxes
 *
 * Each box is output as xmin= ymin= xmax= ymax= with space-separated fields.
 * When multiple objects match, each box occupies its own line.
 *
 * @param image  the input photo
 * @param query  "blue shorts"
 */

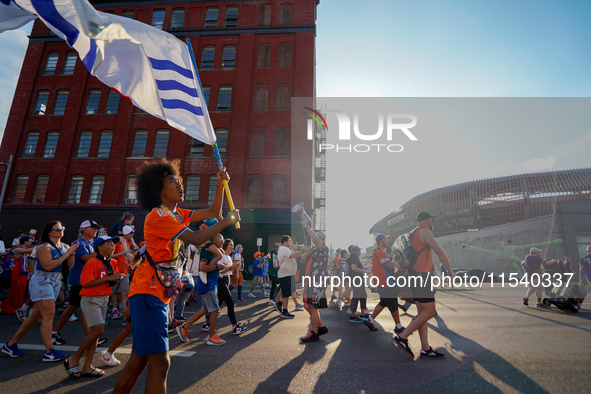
xmin=29 ymin=271 xmax=62 ymax=302
xmin=129 ymin=294 xmax=169 ymax=357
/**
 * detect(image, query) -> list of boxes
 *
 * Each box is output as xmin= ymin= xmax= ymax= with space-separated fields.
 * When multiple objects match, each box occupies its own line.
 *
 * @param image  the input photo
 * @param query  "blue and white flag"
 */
xmin=0 ymin=0 xmax=215 ymax=145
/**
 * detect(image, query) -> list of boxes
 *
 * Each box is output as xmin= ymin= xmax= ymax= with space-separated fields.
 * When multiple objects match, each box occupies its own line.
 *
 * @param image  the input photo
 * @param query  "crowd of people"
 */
xmin=1 ymin=158 xmax=590 ymax=393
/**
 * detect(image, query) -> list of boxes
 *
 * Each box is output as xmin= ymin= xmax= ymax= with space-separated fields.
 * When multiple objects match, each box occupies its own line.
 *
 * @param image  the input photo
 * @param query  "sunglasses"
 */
xmin=52 ymin=227 xmax=65 ymax=232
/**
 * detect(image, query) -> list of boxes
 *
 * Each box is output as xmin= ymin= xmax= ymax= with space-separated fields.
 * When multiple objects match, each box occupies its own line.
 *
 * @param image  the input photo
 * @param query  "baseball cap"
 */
xmin=122 ymin=225 xmax=134 ymax=235
xmin=376 ymin=234 xmax=389 ymax=244
xmin=350 ymin=246 xmax=361 ymax=254
xmin=530 ymin=247 xmax=542 ymax=254
xmin=80 ymin=220 xmax=100 ymax=229
xmin=93 ymin=235 xmax=119 ymax=249
xmin=254 ymin=251 xmax=263 ymax=259
xmin=19 ymin=236 xmax=32 ymax=245
xmin=416 ymin=212 xmax=437 ymax=222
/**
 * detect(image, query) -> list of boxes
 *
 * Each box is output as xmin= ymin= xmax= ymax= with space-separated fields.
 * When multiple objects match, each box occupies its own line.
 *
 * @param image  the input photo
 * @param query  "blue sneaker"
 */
xmin=2 ymin=343 xmax=23 ymax=357
xmin=349 ymin=316 xmax=363 ymax=323
xmin=43 ymin=348 xmax=66 ymax=362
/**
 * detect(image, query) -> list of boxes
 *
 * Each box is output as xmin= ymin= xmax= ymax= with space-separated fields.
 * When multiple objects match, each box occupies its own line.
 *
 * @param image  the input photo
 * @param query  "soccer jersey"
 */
xmin=372 ymin=248 xmax=394 ymax=287
xmin=129 ymin=206 xmax=192 ymax=304
xmin=80 ymin=256 xmax=117 ymax=297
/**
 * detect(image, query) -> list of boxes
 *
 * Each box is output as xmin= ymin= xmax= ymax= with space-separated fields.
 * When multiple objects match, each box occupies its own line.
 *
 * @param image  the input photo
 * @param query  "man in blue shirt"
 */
xmin=249 ymin=252 xmax=268 ymax=298
xmin=51 ymin=220 xmax=107 ymax=346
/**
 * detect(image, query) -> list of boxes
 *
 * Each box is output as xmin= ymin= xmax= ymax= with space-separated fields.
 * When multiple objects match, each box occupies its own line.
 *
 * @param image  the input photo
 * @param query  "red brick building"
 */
xmin=0 ymin=0 xmax=318 ymax=254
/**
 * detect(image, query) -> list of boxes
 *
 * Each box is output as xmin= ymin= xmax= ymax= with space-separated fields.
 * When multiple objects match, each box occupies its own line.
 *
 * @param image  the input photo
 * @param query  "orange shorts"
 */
xmin=232 ymin=270 xmax=243 ymax=286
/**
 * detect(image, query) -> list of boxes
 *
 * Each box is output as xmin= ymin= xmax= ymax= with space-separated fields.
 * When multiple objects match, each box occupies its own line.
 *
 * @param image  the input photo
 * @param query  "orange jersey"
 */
xmin=371 ymin=248 xmax=392 ymax=287
xmin=113 ymin=240 xmax=130 ymax=275
xmin=80 ymin=257 xmax=117 ymax=297
xmin=129 ymin=206 xmax=192 ymax=304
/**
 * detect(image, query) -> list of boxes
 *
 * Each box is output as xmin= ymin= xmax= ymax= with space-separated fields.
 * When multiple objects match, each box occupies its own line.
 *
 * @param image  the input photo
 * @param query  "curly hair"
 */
xmin=137 ymin=159 xmax=180 ymax=211
xmin=40 ymin=220 xmax=61 ymax=244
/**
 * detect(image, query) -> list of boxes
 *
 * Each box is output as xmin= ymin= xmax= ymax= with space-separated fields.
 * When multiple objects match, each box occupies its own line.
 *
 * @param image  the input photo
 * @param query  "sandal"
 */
xmin=81 ymin=368 xmax=105 ymax=377
xmin=63 ymin=358 xmax=81 ymax=379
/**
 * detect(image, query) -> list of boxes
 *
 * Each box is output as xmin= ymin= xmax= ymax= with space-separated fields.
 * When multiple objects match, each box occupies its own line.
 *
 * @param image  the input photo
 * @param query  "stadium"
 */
xmin=370 ymin=168 xmax=591 ymax=274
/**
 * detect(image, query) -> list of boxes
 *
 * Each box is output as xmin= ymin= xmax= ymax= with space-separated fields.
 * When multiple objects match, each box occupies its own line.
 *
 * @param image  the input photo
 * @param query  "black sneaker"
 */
xmin=317 ymin=326 xmax=329 ymax=336
xmin=420 ymin=346 xmax=446 ymax=359
xmin=274 ymin=301 xmax=283 ymax=314
xmin=97 ymin=337 xmax=108 ymax=346
xmin=394 ymin=326 xmax=406 ymax=334
xmin=281 ymin=311 xmax=295 ymax=319
xmin=363 ymin=319 xmax=378 ymax=331
xmin=52 ymin=332 xmax=66 ymax=346
xmin=393 ymin=335 xmax=414 ymax=359
xmin=301 ymin=331 xmax=319 ymax=343
xmin=523 ymin=297 xmax=529 ymax=306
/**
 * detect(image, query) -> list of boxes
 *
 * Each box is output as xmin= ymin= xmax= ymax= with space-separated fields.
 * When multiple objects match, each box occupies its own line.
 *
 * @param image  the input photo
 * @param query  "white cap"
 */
xmin=122 ymin=225 xmax=134 ymax=235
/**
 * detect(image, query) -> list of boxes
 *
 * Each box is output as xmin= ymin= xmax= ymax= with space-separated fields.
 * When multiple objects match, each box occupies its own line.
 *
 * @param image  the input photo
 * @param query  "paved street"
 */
xmin=1 ymin=283 xmax=590 ymax=393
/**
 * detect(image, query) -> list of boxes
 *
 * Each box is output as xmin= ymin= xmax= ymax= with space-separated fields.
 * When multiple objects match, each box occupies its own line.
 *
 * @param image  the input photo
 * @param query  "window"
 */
xmin=33 ymin=91 xmax=49 ymax=115
xmin=85 ymin=89 xmax=101 ymax=114
xmin=189 ymin=138 xmax=204 ymax=157
xmin=201 ymin=46 xmax=215 ymax=69
xmin=185 ymin=175 xmax=201 ymax=205
xmin=271 ymin=175 xmax=288 ymax=206
xmin=62 ymin=51 xmax=77 ymax=74
xmin=275 ymin=84 xmax=291 ymax=110
xmin=66 ymin=175 xmax=83 ymax=203
xmin=258 ymin=4 xmax=272 ymax=26
xmin=131 ymin=130 xmax=148 ymax=157
xmin=256 ymin=43 xmax=271 ymax=68
xmin=217 ymin=85 xmax=232 ymax=111
xmin=253 ymin=85 xmax=268 ymax=111
xmin=250 ymin=128 xmax=266 ymax=157
xmin=53 ymin=90 xmax=69 ymax=115
xmin=43 ymin=52 xmax=59 ymax=75
xmin=202 ymin=86 xmax=211 ymax=108
xmin=88 ymin=175 xmax=105 ymax=204
xmin=153 ymin=129 xmax=169 ymax=157
xmin=247 ymin=175 xmax=263 ymax=205
xmin=225 ymin=6 xmax=238 ymax=27
xmin=273 ymin=127 xmax=290 ymax=157
xmin=97 ymin=130 xmax=113 ymax=158
xmin=12 ymin=175 xmax=28 ymax=203
xmin=221 ymin=45 xmax=236 ymax=69
xmin=170 ymin=8 xmax=184 ymax=29
xmin=105 ymin=90 xmax=120 ymax=114
xmin=43 ymin=132 xmax=59 ymax=158
xmin=279 ymin=3 xmax=293 ymax=25
xmin=152 ymin=9 xmax=165 ymax=29
xmin=214 ymin=128 xmax=228 ymax=157
xmin=207 ymin=175 xmax=217 ymax=204
xmin=22 ymin=132 xmax=39 ymax=158
xmin=204 ymin=7 xmax=219 ymax=28
xmin=32 ymin=175 xmax=49 ymax=204
xmin=278 ymin=43 xmax=292 ymax=67
xmin=124 ymin=175 xmax=137 ymax=204
xmin=77 ymin=131 xmax=92 ymax=158
xmin=121 ymin=10 xmax=133 ymax=18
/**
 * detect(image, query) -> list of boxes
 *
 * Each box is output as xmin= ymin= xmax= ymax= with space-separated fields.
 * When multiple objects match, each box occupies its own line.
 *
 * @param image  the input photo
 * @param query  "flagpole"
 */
xmin=186 ymin=39 xmax=239 ymax=229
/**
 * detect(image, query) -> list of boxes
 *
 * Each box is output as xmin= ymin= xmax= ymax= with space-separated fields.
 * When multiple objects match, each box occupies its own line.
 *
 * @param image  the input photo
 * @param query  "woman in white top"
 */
xmin=216 ymin=240 xmax=248 ymax=335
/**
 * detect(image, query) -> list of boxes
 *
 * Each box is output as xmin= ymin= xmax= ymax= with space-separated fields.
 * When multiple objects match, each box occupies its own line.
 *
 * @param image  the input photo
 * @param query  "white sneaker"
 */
xmin=69 ymin=315 xmax=79 ymax=322
xmin=263 ymin=292 xmax=270 ymax=297
xmin=99 ymin=351 xmax=121 ymax=366
xmin=268 ymin=300 xmax=275 ymax=306
xmin=296 ymin=303 xmax=304 ymax=310
xmin=336 ymin=298 xmax=342 ymax=308
xmin=248 ymin=293 xmax=256 ymax=298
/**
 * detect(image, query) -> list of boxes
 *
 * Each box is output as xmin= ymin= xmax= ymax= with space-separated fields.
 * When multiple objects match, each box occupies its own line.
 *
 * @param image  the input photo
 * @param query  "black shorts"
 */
xmin=278 ymin=276 xmax=292 ymax=296
xmin=377 ymin=287 xmax=398 ymax=310
xmin=69 ymin=285 xmax=83 ymax=307
xmin=408 ymin=270 xmax=436 ymax=303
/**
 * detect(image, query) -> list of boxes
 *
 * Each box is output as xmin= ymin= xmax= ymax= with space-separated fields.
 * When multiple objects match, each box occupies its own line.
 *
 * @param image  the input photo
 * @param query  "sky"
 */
xmin=1 ymin=0 xmax=591 ymax=250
